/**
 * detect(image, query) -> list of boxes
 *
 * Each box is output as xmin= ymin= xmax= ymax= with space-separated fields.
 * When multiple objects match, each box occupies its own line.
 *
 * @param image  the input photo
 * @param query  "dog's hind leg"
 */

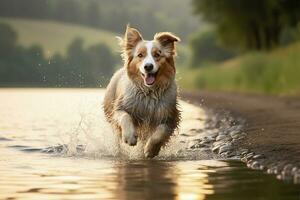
xmin=113 ymin=111 xmax=137 ymax=146
xmin=144 ymin=124 xmax=171 ymax=158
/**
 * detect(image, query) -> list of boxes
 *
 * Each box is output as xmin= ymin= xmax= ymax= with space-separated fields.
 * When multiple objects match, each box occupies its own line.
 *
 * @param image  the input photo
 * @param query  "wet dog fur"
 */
xmin=103 ymin=26 xmax=181 ymax=158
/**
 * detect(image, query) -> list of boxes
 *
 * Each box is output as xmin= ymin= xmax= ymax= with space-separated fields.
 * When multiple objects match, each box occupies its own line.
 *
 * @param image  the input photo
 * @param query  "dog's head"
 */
xmin=118 ymin=25 xmax=180 ymax=88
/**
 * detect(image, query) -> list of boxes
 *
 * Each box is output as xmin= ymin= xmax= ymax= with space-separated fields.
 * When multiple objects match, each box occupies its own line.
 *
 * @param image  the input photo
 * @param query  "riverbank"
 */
xmin=182 ymin=90 xmax=300 ymax=184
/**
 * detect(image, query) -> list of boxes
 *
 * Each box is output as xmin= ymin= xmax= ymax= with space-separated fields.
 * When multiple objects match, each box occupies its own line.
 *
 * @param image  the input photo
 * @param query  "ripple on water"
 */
xmin=0 ymin=137 xmax=13 ymax=141
xmin=0 ymin=89 xmax=299 ymax=200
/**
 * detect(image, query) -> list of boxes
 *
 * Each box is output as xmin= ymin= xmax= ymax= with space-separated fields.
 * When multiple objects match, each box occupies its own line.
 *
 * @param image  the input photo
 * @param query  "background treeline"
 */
xmin=178 ymin=0 xmax=300 ymax=95
xmin=189 ymin=0 xmax=300 ymax=67
xmin=0 ymin=0 xmax=198 ymax=39
xmin=0 ymin=24 xmax=115 ymax=87
xmin=192 ymin=0 xmax=300 ymax=51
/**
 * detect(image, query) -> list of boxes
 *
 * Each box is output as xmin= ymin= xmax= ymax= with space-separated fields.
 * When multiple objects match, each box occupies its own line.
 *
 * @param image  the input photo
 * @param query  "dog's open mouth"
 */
xmin=141 ymin=72 xmax=157 ymax=86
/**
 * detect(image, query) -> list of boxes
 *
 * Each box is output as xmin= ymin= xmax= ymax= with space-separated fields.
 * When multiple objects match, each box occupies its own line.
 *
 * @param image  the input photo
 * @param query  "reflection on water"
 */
xmin=0 ymin=89 xmax=299 ymax=200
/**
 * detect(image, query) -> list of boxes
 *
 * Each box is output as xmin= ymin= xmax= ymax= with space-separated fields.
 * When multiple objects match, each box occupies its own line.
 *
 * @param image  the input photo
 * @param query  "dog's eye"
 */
xmin=153 ymin=53 xmax=160 ymax=58
xmin=137 ymin=53 xmax=143 ymax=58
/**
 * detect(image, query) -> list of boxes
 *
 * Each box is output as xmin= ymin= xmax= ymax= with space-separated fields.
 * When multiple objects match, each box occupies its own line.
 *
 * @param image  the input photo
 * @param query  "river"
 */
xmin=0 ymin=89 xmax=299 ymax=200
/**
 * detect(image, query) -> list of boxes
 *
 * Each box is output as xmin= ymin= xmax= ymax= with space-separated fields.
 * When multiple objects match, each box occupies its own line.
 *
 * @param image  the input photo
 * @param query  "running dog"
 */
xmin=103 ymin=25 xmax=181 ymax=158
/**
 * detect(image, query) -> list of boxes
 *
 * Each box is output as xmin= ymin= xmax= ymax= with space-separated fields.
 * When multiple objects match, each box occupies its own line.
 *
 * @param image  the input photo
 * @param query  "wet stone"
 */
xmin=230 ymin=130 xmax=240 ymax=138
xmin=189 ymin=143 xmax=204 ymax=149
xmin=209 ymin=131 xmax=218 ymax=138
xmin=220 ymin=151 xmax=232 ymax=158
xmin=283 ymin=164 xmax=294 ymax=172
xmin=241 ymin=156 xmax=247 ymax=163
xmin=240 ymin=149 xmax=249 ymax=156
xmin=215 ymin=135 xmax=225 ymax=141
xmin=273 ymin=167 xmax=281 ymax=174
xmin=212 ymin=145 xmax=221 ymax=153
xmin=192 ymin=138 xmax=202 ymax=143
xmin=291 ymin=167 xmax=298 ymax=175
xmin=212 ymin=141 xmax=225 ymax=147
xmin=202 ymin=136 xmax=215 ymax=143
xmin=281 ymin=164 xmax=294 ymax=178
xmin=231 ymin=134 xmax=240 ymax=139
xmin=219 ymin=144 xmax=233 ymax=154
xmin=276 ymin=174 xmax=282 ymax=180
xmin=294 ymin=173 xmax=300 ymax=184
xmin=250 ymin=161 xmax=261 ymax=170
xmin=252 ymin=154 xmax=265 ymax=160
xmin=246 ymin=153 xmax=254 ymax=160
xmin=259 ymin=165 xmax=266 ymax=170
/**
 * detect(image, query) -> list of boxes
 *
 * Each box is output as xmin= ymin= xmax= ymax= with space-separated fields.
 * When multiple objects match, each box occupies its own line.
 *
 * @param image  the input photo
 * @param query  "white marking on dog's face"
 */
xmin=138 ymin=41 xmax=158 ymax=75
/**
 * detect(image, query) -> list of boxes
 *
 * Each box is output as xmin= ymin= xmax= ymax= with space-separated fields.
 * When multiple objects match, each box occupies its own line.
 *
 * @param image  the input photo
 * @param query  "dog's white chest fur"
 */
xmin=120 ymin=80 xmax=177 ymax=128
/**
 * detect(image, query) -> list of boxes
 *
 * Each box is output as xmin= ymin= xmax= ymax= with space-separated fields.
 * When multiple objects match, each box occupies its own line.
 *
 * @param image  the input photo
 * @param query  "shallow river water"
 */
xmin=0 ymin=89 xmax=299 ymax=200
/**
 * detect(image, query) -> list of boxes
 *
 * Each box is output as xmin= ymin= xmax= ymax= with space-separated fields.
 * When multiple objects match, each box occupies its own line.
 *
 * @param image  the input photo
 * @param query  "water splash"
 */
xmin=48 ymin=99 xmax=213 ymax=161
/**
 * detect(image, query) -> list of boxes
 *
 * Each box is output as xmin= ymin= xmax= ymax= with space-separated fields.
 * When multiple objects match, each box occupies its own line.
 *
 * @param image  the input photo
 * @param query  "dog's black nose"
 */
xmin=144 ymin=63 xmax=154 ymax=72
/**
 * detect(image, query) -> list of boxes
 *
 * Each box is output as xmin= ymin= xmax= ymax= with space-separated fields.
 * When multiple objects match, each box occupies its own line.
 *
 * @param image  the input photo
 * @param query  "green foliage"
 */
xmin=0 ymin=17 xmax=118 ymax=56
xmin=0 ymin=23 xmax=116 ymax=87
xmin=179 ymin=42 xmax=300 ymax=95
xmin=0 ymin=0 xmax=199 ymax=39
xmin=189 ymin=29 xmax=236 ymax=67
xmin=192 ymin=0 xmax=300 ymax=51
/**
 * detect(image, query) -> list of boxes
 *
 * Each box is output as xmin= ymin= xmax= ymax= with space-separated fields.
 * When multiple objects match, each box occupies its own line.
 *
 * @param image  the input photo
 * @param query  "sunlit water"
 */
xmin=0 ymin=89 xmax=299 ymax=200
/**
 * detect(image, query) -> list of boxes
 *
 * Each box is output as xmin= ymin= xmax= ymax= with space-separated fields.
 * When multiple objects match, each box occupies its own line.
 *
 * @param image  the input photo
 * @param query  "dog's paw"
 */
xmin=122 ymin=129 xmax=137 ymax=146
xmin=144 ymin=141 xmax=161 ymax=158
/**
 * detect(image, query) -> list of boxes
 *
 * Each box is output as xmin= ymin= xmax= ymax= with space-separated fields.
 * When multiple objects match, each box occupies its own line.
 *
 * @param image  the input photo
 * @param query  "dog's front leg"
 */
xmin=144 ymin=124 xmax=171 ymax=158
xmin=114 ymin=111 xmax=137 ymax=146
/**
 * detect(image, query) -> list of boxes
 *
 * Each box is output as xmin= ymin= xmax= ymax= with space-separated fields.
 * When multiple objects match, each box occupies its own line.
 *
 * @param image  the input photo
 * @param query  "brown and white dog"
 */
xmin=103 ymin=26 xmax=181 ymax=158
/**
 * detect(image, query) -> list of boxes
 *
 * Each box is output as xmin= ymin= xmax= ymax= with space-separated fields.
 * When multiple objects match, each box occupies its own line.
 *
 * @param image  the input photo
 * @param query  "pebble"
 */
xmin=252 ymin=154 xmax=265 ymax=159
xmin=245 ymin=152 xmax=254 ymax=160
xmin=203 ymin=129 xmax=219 ymax=137
xmin=189 ymin=143 xmax=207 ymax=149
xmin=212 ymin=141 xmax=225 ymax=147
xmin=219 ymin=144 xmax=233 ymax=154
xmin=240 ymin=149 xmax=249 ymax=156
xmin=212 ymin=145 xmax=221 ymax=153
xmin=241 ymin=157 xmax=247 ymax=163
xmin=202 ymin=136 xmax=215 ymax=143
xmin=231 ymin=134 xmax=240 ymax=139
xmin=283 ymin=164 xmax=293 ymax=171
xmin=220 ymin=151 xmax=232 ymax=158
xmin=216 ymin=135 xmax=231 ymax=142
xmin=291 ymin=167 xmax=298 ymax=175
xmin=267 ymin=168 xmax=274 ymax=174
xmin=259 ymin=164 xmax=266 ymax=170
xmin=218 ymin=130 xmax=228 ymax=136
xmin=249 ymin=161 xmax=261 ymax=170
xmin=273 ymin=167 xmax=280 ymax=174
xmin=230 ymin=130 xmax=240 ymax=138
xmin=294 ymin=173 xmax=300 ymax=184
xmin=281 ymin=164 xmax=294 ymax=178
xmin=215 ymin=134 xmax=226 ymax=141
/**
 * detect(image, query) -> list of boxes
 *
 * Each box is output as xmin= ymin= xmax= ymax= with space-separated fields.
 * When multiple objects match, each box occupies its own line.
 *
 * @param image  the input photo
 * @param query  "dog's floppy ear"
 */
xmin=119 ymin=25 xmax=143 ymax=61
xmin=154 ymin=32 xmax=180 ymax=57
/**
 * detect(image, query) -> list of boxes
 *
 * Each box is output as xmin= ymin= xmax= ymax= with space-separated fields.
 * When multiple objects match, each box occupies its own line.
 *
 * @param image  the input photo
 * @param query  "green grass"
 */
xmin=0 ymin=17 xmax=191 ymax=62
xmin=178 ymin=42 xmax=300 ymax=95
xmin=0 ymin=17 xmax=119 ymax=57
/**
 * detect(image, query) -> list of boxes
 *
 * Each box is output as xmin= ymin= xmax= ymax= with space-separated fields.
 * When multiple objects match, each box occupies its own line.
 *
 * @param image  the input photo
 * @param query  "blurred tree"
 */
xmin=53 ymin=0 xmax=82 ymax=23
xmin=0 ymin=24 xmax=117 ymax=87
xmin=0 ymin=0 xmax=199 ymax=40
xmin=85 ymin=44 xmax=115 ymax=86
xmin=189 ymin=29 xmax=236 ymax=67
xmin=193 ymin=0 xmax=300 ymax=50
xmin=0 ymin=23 xmax=17 ymax=56
xmin=85 ymin=0 xmax=102 ymax=27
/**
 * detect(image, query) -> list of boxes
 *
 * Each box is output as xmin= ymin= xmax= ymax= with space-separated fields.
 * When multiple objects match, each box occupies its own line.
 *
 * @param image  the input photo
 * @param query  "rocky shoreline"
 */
xmin=182 ymin=90 xmax=300 ymax=184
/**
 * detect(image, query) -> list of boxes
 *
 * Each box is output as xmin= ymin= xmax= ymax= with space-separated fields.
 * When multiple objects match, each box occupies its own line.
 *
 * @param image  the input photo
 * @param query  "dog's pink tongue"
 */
xmin=145 ymin=74 xmax=155 ymax=85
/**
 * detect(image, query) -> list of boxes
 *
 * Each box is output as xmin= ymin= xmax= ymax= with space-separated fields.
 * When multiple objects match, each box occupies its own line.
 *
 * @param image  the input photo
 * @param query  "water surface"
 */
xmin=0 ymin=89 xmax=299 ymax=200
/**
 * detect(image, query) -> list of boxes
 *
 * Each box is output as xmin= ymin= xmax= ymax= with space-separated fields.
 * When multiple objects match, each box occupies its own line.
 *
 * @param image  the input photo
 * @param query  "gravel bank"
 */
xmin=182 ymin=90 xmax=300 ymax=184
